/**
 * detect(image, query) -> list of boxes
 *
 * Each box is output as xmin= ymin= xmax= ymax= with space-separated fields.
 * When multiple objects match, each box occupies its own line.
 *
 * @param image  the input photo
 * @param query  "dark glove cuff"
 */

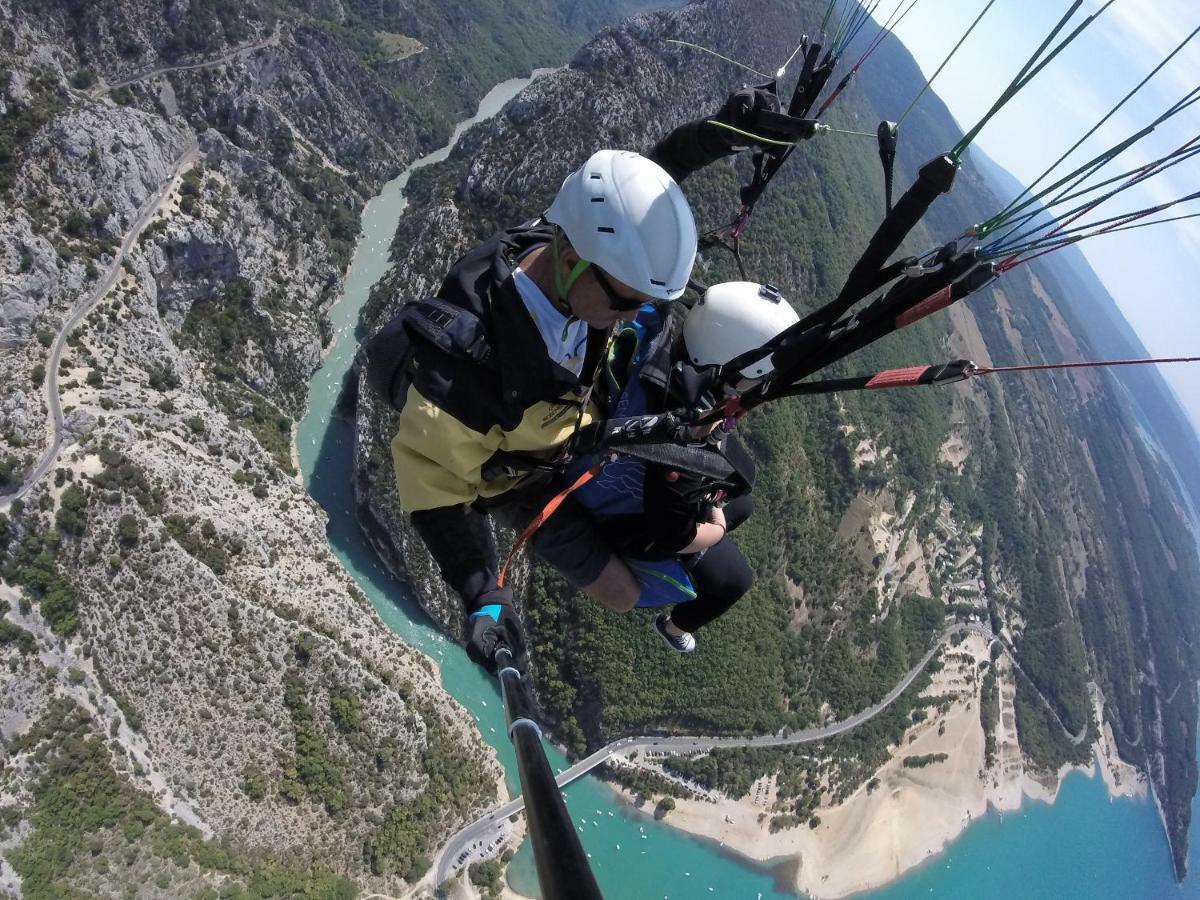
xmin=465 ymin=582 xmax=513 ymax=615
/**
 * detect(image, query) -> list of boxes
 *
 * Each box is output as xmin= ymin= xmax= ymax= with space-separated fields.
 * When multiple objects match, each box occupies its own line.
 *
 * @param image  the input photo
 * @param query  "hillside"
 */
xmin=969 ymin=147 xmax=1200 ymax=521
xmin=352 ymin=0 xmax=1200 ymax=881
xmin=0 ymin=0 xmax=629 ymax=895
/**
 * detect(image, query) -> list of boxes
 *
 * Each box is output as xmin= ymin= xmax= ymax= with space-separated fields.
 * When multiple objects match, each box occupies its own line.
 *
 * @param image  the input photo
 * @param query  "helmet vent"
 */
xmin=590 ymin=197 xmax=605 ymax=202
xmin=589 ymin=173 xmax=602 ymax=179
xmin=597 ymin=226 xmax=615 ymax=233
xmin=650 ymin=278 xmax=666 ymax=286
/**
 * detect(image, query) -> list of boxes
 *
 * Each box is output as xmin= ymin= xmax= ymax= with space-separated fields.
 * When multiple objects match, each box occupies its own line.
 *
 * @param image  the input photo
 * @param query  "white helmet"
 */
xmin=684 ymin=282 xmax=800 ymax=378
xmin=545 ymin=150 xmax=697 ymax=301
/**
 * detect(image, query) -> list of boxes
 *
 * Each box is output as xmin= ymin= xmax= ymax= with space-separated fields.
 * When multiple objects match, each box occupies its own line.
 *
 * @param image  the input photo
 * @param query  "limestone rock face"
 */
xmin=0 ymin=0 xmax=580 ymax=891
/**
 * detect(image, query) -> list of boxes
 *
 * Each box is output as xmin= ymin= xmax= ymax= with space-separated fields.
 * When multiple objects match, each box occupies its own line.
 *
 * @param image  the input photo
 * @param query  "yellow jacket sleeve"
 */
xmin=390 ymin=385 xmax=599 ymax=512
xmin=390 ymin=384 xmax=504 ymax=511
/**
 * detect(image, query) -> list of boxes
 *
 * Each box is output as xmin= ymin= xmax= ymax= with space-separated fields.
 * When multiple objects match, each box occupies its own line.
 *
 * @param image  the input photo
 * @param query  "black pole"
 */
xmin=494 ymin=647 xmax=603 ymax=900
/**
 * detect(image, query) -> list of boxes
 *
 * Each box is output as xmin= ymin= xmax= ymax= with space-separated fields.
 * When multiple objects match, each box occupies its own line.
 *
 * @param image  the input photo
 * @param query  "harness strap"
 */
xmin=497 ymin=463 xmax=604 ymax=588
xmin=877 ymin=121 xmax=898 ymax=214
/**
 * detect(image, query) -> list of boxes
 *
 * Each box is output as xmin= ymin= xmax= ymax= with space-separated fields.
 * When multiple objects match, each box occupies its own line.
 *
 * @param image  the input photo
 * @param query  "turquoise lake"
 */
xmin=295 ymin=71 xmax=1200 ymax=900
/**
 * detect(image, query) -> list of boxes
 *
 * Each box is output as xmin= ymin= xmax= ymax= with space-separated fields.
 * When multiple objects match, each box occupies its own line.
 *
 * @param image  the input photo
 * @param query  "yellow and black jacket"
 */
xmin=390 ymin=223 xmax=601 ymax=512
xmin=378 ymin=117 xmax=739 ymax=606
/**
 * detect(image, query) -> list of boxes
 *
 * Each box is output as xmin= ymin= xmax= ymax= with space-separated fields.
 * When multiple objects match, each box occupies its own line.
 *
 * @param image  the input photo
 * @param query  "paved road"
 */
xmin=433 ymin=623 xmax=987 ymax=890
xmin=89 ymin=27 xmax=280 ymax=96
xmin=1 ymin=143 xmax=198 ymax=509
xmin=432 ymin=619 xmax=1090 ymax=890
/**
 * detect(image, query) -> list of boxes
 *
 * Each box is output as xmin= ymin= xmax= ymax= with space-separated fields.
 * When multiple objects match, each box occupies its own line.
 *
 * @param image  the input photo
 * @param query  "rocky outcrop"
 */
xmin=0 ymin=0 xmax=613 ymax=891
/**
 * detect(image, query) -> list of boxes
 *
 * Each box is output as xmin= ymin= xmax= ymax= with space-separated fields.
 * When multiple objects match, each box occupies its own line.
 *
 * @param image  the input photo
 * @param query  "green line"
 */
xmin=985 ymin=18 xmax=1199 ymax=226
xmin=984 ymin=140 xmax=1200 ymax=242
xmin=705 ymin=119 xmax=874 ymax=146
xmin=952 ymin=0 xmax=1094 ymax=159
xmin=988 ymin=202 xmax=1200 ymax=260
xmin=819 ymin=0 xmax=840 ymax=35
xmin=705 ymin=120 xmax=796 ymax=147
xmin=665 ymin=39 xmax=772 ymax=79
xmin=980 ymin=80 xmax=1197 ymax=236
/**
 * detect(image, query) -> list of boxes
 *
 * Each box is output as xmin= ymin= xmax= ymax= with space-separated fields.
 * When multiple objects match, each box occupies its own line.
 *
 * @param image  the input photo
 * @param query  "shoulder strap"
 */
xmin=363 ymin=298 xmax=494 ymax=411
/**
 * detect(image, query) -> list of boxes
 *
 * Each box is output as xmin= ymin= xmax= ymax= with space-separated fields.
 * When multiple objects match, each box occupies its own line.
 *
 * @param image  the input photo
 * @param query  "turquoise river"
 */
xmin=294 ymin=71 xmax=1200 ymax=899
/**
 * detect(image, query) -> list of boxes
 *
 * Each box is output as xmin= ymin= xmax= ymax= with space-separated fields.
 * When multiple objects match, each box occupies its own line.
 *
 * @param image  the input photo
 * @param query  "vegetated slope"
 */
xmin=351 ymin=0 xmax=1199 ymax=874
xmin=854 ymin=32 xmax=1200 ymax=877
xmin=0 ymin=0 xmax=622 ymax=895
xmin=970 ymin=146 xmax=1200 ymax=520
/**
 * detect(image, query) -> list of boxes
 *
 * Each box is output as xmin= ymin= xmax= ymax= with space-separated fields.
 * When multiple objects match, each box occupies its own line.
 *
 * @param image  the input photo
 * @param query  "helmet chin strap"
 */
xmin=551 ymin=229 xmax=592 ymax=306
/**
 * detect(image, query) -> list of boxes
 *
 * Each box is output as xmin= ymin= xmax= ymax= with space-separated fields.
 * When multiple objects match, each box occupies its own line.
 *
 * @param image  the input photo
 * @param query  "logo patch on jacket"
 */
xmin=541 ymin=403 xmax=573 ymax=427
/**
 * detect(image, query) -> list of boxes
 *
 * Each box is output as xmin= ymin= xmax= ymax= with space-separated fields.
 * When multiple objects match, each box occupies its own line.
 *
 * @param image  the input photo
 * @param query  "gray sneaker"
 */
xmin=653 ymin=614 xmax=696 ymax=654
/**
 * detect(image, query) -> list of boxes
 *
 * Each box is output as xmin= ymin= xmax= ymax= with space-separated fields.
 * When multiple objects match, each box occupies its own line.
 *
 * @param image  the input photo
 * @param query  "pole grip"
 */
xmin=492 ymin=648 xmax=603 ymax=900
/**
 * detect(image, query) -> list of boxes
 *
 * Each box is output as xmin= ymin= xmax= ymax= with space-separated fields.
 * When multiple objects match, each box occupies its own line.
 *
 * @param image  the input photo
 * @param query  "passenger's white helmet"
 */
xmin=545 ymin=150 xmax=697 ymax=301
xmin=684 ymin=282 xmax=800 ymax=377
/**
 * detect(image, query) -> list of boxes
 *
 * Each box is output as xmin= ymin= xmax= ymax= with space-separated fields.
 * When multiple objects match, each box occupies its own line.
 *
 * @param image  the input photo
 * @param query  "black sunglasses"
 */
xmin=591 ymin=266 xmax=648 ymax=312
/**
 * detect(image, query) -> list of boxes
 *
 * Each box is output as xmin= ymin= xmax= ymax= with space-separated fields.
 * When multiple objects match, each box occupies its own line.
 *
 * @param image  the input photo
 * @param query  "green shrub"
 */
xmin=70 ymin=68 xmax=97 ymax=90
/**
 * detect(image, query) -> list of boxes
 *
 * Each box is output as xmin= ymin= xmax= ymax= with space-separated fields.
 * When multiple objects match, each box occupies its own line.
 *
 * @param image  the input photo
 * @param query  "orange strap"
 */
xmin=497 ymin=463 xmax=604 ymax=587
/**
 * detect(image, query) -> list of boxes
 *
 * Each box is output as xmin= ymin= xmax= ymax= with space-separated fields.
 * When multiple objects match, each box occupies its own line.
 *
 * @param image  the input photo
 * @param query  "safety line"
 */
xmin=989 ymin=197 xmax=1200 ymax=259
xmin=819 ymin=0 xmax=841 ymax=37
xmin=974 ymin=356 xmax=1200 ymax=376
xmin=987 ymin=136 xmax=1200 ymax=245
xmin=815 ymin=0 xmax=923 ymax=117
xmin=665 ymin=39 xmax=772 ymax=79
xmin=1041 ymin=88 xmax=1200 ymax=207
xmin=984 ymin=137 xmax=1200 ymax=252
xmin=975 ymin=84 xmax=1200 ymax=241
xmin=995 ymin=189 xmax=1200 ymax=270
xmin=777 ymin=37 xmax=809 ymax=78
xmin=704 ymin=119 xmax=877 ymax=147
xmin=952 ymin=0 xmax=1103 ymax=159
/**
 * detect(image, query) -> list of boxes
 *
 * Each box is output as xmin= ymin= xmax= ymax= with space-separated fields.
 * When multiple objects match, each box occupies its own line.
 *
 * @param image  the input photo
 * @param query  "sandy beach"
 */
xmin=602 ymin=632 xmax=1146 ymax=898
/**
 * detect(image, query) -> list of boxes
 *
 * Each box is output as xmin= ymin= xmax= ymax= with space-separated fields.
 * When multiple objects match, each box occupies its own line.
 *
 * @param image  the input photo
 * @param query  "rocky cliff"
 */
xmin=0 ymin=0 xmax=619 ymax=894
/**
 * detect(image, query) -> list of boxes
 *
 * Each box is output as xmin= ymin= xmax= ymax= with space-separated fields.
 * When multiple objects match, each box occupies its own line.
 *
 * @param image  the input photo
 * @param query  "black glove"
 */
xmin=568 ymin=413 xmax=686 ymax=455
xmin=713 ymin=84 xmax=801 ymax=148
xmin=465 ymin=586 xmax=529 ymax=675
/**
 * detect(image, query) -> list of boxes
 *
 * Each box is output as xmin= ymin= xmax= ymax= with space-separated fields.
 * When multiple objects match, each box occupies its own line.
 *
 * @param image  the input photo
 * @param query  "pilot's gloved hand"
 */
xmin=465 ymin=585 xmax=528 ymax=675
xmin=712 ymin=84 xmax=793 ymax=148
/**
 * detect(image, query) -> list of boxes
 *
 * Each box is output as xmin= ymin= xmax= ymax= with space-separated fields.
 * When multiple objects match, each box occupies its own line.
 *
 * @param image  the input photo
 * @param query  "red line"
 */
xmin=974 ymin=356 xmax=1200 ymax=375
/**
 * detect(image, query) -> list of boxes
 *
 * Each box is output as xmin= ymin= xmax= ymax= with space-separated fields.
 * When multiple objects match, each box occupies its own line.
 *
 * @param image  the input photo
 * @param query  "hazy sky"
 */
xmin=879 ymin=0 xmax=1200 ymax=434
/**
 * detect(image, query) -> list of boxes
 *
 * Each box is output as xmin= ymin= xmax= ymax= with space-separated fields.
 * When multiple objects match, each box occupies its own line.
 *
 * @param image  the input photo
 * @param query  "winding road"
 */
xmin=435 ymin=622 xmax=993 ymax=888
xmin=1 ymin=143 xmax=199 ymax=508
xmin=433 ymin=619 xmax=1090 ymax=889
xmin=88 ymin=27 xmax=281 ymax=97
xmin=6 ymin=27 xmax=293 ymax=506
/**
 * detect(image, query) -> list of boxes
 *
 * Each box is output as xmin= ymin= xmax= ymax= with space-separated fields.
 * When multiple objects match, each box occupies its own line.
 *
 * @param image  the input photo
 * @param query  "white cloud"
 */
xmin=1093 ymin=0 xmax=1200 ymax=97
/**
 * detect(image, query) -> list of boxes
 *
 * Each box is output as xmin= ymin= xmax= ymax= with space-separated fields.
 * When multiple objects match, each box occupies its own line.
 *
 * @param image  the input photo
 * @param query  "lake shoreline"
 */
xmin=587 ymin=632 xmax=1148 ymax=898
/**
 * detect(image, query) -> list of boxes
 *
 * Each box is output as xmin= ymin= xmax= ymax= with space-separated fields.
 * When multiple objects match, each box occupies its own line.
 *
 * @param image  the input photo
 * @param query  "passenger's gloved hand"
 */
xmin=712 ymin=84 xmax=799 ymax=148
xmin=465 ymin=586 xmax=529 ymax=675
